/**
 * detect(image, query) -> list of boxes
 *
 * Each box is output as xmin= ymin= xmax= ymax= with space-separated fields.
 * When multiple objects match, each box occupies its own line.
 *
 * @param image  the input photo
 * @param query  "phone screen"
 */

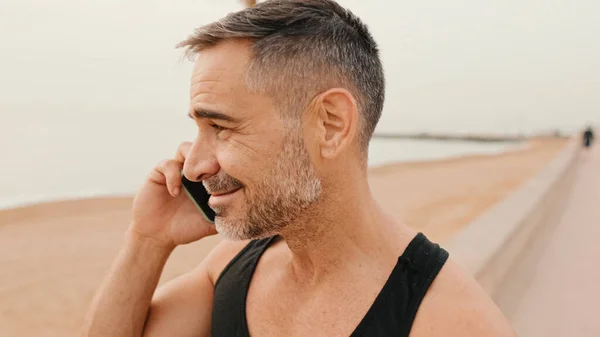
xmin=181 ymin=174 xmax=216 ymax=223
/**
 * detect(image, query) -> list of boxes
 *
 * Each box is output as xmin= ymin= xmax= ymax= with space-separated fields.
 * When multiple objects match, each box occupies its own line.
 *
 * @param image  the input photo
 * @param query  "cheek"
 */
xmin=215 ymin=141 xmax=264 ymax=184
xmin=216 ymin=147 xmax=245 ymax=175
xmin=216 ymin=130 xmax=284 ymax=182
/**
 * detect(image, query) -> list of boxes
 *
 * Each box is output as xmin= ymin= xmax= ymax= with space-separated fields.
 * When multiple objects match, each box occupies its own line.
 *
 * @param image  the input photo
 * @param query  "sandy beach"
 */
xmin=0 ymin=138 xmax=566 ymax=337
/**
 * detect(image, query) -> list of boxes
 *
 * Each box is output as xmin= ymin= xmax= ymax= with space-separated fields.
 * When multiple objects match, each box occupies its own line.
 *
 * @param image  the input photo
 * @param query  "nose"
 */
xmin=182 ymin=134 xmax=220 ymax=182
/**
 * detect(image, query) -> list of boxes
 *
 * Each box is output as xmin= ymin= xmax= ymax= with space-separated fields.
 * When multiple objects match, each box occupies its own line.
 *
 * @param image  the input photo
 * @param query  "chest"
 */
xmin=245 ymin=270 xmax=387 ymax=337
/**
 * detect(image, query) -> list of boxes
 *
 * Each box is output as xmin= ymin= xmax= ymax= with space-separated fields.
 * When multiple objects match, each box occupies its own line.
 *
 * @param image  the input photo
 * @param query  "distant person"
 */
xmin=82 ymin=1 xmax=516 ymax=337
xmin=583 ymin=126 xmax=594 ymax=148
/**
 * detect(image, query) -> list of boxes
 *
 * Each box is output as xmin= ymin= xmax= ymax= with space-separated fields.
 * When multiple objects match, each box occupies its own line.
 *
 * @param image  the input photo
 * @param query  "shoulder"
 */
xmin=411 ymin=258 xmax=517 ymax=337
xmin=142 ymin=238 xmax=251 ymax=336
xmin=203 ymin=238 xmax=253 ymax=286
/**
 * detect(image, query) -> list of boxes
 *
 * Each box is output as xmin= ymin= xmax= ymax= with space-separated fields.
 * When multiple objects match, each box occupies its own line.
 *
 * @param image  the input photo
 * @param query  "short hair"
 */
xmin=177 ymin=0 xmax=385 ymax=154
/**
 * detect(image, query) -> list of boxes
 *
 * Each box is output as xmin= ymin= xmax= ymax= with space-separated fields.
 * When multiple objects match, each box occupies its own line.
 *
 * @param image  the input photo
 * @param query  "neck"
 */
xmin=279 ymin=169 xmax=416 ymax=284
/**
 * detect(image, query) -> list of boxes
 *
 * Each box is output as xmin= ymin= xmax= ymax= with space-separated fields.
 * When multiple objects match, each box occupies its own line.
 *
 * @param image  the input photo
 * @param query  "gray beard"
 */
xmin=214 ymin=132 xmax=322 ymax=240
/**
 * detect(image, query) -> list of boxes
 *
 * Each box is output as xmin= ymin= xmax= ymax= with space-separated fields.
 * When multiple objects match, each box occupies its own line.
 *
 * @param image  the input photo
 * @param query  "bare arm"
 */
xmin=141 ymin=239 xmax=248 ymax=337
xmin=141 ymin=256 xmax=214 ymax=337
xmin=82 ymin=229 xmax=174 ymax=337
xmin=82 ymin=142 xmax=228 ymax=337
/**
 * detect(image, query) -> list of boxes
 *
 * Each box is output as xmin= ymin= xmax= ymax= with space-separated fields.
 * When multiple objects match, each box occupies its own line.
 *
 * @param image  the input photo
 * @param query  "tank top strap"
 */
xmin=399 ymin=232 xmax=448 ymax=275
xmin=395 ymin=233 xmax=449 ymax=335
xmin=351 ymin=233 xmax=449 ymax=337
xmin=212 ymin=236 xmax=277 ymax=337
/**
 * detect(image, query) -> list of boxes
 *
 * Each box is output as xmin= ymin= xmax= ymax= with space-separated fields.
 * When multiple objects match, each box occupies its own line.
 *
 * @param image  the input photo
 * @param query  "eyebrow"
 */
xmin=187 ymin=109 xmax=239 ymax=123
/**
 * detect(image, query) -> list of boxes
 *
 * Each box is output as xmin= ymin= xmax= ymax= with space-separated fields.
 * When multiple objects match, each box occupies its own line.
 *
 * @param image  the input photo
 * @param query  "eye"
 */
xmin=210 ymin=123 xmax=227 ymax=131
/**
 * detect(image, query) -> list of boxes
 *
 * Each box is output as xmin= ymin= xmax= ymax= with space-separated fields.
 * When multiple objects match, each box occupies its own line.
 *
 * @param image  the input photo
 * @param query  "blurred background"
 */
xmin=0 ymin=0 xmax=598 ymax=336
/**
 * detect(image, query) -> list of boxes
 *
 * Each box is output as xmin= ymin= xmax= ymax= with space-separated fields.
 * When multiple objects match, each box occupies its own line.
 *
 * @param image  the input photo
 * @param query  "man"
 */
xmin=83 ymin=1 xmax=516 ymax=336
xmin=583 ymin=126 xmax=594 ymax=148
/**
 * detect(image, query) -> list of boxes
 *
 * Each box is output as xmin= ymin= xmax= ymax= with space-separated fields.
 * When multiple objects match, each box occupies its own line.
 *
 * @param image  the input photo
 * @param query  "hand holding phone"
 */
xmin=130 ymin=143 xmax=217 ymax=248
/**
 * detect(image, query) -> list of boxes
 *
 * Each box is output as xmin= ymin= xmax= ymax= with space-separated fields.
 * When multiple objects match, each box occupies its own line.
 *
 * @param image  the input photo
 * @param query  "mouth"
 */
xmin=209 ymin=186 xmax=243 ymax=197
xmin=208 ymin=187 xmax=243 ymax=206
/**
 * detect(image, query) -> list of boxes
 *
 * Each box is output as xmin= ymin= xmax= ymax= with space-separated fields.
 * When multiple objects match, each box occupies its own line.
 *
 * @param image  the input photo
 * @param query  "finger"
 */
xmin=150 ymin=159 xmax=184 ymax=196
xmin=174 ymin=142 xmax=192 ymax=163
xmin=162 ymin=160 xmax=184 ymax=197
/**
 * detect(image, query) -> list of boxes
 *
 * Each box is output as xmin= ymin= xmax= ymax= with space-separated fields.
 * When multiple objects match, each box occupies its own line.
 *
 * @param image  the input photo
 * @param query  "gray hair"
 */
xmin=177 ymin=0 xmax=385 ymax=155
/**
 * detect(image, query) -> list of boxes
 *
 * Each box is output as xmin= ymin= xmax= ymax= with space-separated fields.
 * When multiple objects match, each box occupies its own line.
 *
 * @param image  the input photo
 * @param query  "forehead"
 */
xmin=189 ymin=40 xmax=252 ymax=100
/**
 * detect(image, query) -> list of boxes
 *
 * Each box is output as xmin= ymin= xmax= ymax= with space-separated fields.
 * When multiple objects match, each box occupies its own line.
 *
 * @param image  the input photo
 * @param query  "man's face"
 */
xmin=184 ymin=40 xmax=322 ymax=240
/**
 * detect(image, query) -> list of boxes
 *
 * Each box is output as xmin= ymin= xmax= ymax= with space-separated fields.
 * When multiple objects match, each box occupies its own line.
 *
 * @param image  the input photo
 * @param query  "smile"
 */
xmin=208 ymin=187 xmax=243 ymax=206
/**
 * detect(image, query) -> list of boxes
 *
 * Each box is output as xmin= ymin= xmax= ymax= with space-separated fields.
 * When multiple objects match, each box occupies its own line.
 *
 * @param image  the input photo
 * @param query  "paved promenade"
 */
xmin=512 ymin=144 xmax=600 ymax=336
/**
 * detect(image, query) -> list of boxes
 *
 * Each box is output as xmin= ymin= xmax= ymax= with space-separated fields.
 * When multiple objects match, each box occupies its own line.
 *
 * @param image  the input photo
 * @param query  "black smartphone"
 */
xmin=181 ymin=173 xmax=216 ymax=223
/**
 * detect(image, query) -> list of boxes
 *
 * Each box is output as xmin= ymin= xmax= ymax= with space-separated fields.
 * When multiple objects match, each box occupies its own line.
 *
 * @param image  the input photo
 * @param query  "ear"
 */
xmin=313 ymin=88 xmax=358 ymax=159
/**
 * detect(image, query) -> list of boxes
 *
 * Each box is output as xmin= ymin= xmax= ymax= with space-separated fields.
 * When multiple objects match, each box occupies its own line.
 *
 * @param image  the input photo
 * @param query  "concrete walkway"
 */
xmin=512 ymin=144 xmax=600 ymax=336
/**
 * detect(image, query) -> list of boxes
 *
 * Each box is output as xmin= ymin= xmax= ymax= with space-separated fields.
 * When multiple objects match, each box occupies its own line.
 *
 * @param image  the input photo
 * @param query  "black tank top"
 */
xmin=212 ymin=233 xmax=449 ymax=337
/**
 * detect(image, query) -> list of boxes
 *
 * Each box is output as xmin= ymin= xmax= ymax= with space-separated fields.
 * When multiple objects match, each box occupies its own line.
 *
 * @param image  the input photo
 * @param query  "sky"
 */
xmin=1 ymin=0 xmax=598 ymax=135
xmin=0 ymin=0 xmax=598 ymax=206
